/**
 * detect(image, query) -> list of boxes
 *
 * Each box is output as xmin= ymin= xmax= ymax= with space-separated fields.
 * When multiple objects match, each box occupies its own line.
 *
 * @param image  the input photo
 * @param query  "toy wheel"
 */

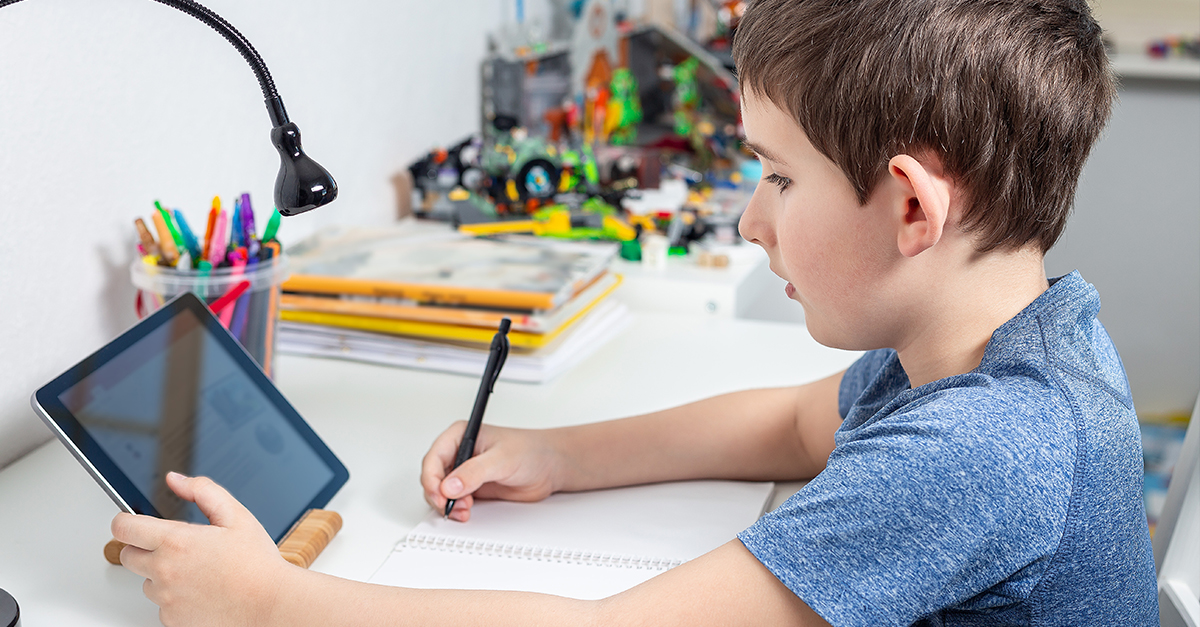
xmin=460 ymin=167 xmax=485 ymax=191
xmin=517 ymin=159 xmax=561 ymax=200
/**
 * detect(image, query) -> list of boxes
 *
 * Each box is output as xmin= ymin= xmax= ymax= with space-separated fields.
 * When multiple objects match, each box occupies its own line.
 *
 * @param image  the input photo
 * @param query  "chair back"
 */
xmin=1155 ymin=394 xmax=1200 ymax=627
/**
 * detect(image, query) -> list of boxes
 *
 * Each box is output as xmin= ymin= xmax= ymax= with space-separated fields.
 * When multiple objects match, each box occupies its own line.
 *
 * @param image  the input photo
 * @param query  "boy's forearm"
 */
xmin=550 ymin=371 xmax=845 ymax=492
xmin=269 ymin=541 xmax=826 ymax=627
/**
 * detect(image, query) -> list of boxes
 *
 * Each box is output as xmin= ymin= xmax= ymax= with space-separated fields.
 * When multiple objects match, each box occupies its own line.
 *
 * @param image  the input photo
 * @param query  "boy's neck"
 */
xmin=893 ymin=247 xmax=1049 ymax=389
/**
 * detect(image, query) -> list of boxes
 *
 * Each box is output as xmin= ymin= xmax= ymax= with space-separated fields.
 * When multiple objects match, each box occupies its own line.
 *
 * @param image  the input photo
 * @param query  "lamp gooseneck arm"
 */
xmin=150 ymin=0 xmax=284 ymax=122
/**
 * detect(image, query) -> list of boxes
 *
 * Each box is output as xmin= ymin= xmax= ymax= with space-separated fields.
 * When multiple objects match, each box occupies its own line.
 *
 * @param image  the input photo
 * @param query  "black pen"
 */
xmin=445 ymin=318 xmax=511 ymax=518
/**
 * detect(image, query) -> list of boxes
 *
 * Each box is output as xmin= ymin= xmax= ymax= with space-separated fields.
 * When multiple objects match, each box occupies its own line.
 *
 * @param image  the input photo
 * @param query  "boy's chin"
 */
xmin=802 ymin=314 xmax=838 ymax=348
xmin=804 ymin=315 xmax=867 ymax=352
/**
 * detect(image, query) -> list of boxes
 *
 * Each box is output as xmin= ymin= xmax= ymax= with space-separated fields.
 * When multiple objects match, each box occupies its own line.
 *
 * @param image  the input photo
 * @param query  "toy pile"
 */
xmin=402 ymin=0 xmax=758 ymax=265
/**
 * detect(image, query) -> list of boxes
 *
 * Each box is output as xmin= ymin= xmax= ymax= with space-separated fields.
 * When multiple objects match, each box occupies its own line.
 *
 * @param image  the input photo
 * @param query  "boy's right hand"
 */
xmin=420 ymin=422 xmax=564 ymax=522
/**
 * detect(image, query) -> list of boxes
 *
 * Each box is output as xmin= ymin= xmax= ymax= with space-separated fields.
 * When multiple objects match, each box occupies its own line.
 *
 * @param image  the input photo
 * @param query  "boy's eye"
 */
xmin=764 ymin=172 xmax=792 ymax=193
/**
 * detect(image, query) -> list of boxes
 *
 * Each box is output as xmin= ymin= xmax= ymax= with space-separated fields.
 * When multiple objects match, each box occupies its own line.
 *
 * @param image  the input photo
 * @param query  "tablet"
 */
xmin=31 ymin=292 xmax=349 ymax=543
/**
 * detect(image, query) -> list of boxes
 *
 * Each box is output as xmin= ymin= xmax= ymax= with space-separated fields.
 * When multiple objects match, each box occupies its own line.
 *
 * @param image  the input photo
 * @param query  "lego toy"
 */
xmin=458 ymin=198 xmax=636 ymax=243
xmin=400 ymin=1 xmax=759 ymax=269
xmin=672 ymin=57 xmax=701 ymax=137
xmin=605 ymin=68 xmax=643 ymax=145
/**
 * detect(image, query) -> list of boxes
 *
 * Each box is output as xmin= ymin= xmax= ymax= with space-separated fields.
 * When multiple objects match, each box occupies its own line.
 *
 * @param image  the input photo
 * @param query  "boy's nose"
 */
xmin=738 ymin=192 xmax=773 ymax=249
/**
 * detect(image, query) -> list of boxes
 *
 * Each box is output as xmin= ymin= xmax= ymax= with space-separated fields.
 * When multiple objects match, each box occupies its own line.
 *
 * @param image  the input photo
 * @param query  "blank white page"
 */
xmin=369 ymin=546 xmax=664 ymax=600
xmin=368 ymin=480 xmax=773 ymax=598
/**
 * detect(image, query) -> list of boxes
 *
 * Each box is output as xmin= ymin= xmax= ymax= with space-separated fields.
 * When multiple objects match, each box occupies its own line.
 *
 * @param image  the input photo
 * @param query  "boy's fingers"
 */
xmin=421 ymin=422 xmax=472 ymax=504
xmin=449 ymin=494 xmax=473 ymax=520
xmin=118 ymin=543 xmax=154 ymax=578
xmin=111 ymin=512 xmax=180 ymax=551
xmin=166 ymin=472 xmax=247 ymax=528
xmin=421 ymin=448 xmax=451 ymax=494
xmin=142 ymin=578 xmax=164 ymax=606
xmin=430 ymin=422 xmax=469 ymax=467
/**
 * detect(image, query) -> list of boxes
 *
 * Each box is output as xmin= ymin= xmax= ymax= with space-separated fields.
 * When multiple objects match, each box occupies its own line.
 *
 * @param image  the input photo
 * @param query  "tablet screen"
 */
xmin=34 ymin=293 xmax=348 ymax=542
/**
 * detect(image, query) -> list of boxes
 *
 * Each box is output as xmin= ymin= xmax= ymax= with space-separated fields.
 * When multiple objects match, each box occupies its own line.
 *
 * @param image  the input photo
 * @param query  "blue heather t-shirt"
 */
xmin=738 ymin=272 xmax=1158 ymax=626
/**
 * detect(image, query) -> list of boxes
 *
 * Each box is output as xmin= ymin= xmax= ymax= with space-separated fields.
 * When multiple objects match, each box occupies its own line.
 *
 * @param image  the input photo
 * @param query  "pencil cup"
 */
xmin=130 ymin=255 xmax=289 ymax=378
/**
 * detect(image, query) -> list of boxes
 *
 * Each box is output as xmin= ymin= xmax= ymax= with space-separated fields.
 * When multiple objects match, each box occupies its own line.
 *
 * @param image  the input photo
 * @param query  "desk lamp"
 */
xmin=0 ymin=0 xmax=338 ymax=215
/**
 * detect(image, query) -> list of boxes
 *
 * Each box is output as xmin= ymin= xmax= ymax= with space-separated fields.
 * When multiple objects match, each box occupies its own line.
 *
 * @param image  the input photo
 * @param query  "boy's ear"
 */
xmin=887 ymin=154 xmax=953 ymax=258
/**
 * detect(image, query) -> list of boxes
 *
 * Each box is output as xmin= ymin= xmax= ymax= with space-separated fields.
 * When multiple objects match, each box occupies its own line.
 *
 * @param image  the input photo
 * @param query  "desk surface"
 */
xmin=0 ymin=313 xmax=858 ymax=626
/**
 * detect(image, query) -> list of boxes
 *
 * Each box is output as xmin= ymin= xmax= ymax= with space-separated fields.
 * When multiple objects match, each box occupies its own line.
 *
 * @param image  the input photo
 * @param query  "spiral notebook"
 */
xmin=369 ymin=480 xmax=775 ymax=599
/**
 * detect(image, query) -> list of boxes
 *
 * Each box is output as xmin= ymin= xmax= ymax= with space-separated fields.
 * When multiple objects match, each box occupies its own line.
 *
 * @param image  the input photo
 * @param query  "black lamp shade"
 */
xmin=0 ymin=588 xmax=17 ymax=627
xmin=271 ymin=122 xmax=337 ymax=216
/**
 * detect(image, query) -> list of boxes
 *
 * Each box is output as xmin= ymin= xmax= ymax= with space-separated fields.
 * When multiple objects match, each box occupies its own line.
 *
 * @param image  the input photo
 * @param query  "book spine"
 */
xmin=280 ymin=275 xmax=557 ymax=310
xmin=278 ymin=310 xmax=551 ymax=348
xmin=404 ymin=533 xmax=682 ymax=571
xmin=280 ymin=294 xmax=539 ymax=331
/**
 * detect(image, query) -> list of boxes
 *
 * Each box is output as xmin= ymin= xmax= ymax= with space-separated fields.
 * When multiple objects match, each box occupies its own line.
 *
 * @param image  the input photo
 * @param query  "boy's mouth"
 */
xmin=784 ymin=283 xmax=796 ymax=298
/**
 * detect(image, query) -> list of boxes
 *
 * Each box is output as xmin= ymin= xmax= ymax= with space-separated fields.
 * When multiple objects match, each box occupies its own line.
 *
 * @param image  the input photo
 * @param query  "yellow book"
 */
xmin=280 ymin=275 xmax=622 ymax=349
xmin=280 ymin=273 xmax=621 ymax=333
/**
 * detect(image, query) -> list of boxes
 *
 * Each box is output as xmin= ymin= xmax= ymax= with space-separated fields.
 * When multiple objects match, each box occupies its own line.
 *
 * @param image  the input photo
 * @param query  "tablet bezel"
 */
xmin=31 ymin=292 xmax=349 ymax=543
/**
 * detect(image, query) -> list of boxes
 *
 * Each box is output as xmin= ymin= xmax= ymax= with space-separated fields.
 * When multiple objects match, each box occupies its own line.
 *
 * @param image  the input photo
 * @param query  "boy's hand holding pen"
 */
xmin=422 ymin=421 xmax=565 ymax=523
xmin=417 ymin=316 xmax=596 ymax=524
xmin=418 ymin=319 xmax=575 ymax=522
xmin=443 ymin=319 xmax=511 ymax=518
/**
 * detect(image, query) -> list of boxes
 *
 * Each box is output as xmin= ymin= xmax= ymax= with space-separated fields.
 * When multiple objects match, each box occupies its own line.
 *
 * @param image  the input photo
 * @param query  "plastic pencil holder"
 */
xmin=129 ymin=255 xmax=289 ymax=378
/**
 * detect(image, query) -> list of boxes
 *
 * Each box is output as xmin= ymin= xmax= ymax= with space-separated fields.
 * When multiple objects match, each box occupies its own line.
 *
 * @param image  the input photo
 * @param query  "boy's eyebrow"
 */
xmin=742 ymin=140 xmax=789 ymax=167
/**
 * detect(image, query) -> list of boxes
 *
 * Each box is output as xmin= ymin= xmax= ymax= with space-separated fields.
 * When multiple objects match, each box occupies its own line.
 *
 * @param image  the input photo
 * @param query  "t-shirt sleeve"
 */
xmin=837 ymin=349 xmax=894 ymax=418
xmin=737 ymin=392 xmax=1069 ymax=626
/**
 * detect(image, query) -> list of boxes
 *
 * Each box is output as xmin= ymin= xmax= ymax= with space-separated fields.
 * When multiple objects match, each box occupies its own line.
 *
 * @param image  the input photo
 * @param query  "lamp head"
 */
xmin=0 ymin=587 xmax=17 ymax=627
xmin=271 ymin=122 xmax=337 ymax=216
xmin=266 ymin=96 xmax=337 ymax=216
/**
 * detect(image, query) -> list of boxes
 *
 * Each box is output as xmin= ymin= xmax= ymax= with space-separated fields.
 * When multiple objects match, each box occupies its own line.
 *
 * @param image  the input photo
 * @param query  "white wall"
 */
xmin=0 ymin=0 xmax=503 ymax=469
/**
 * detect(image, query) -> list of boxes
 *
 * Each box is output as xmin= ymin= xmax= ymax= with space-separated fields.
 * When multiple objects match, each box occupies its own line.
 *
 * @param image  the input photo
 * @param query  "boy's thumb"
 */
xmin=166 ymin=472 xmax=248 ymax=528
xmin=441 ymin=456 xmax=498 ymax=499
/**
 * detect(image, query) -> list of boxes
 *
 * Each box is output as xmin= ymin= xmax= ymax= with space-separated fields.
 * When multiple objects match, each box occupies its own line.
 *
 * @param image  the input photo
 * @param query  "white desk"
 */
xmin=0 ymin=313 xmax=858 ymax=626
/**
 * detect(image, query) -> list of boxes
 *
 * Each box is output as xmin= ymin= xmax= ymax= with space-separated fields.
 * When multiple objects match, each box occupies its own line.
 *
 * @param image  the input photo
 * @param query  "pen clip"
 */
xmin=489 ymin=339 xmax=509 ymax=392
xmin=488 ymin=319 xmax=511 ymax=392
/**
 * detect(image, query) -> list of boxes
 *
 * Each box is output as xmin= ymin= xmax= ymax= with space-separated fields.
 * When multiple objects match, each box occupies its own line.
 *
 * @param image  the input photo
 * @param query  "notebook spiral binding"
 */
xmin=405 ymin=533 xmax=683 ymax=571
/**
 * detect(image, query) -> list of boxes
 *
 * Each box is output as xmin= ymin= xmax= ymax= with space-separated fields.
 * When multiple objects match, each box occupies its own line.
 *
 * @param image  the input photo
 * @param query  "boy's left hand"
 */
xmin=111 ymin=472 xmax=295 ymax=627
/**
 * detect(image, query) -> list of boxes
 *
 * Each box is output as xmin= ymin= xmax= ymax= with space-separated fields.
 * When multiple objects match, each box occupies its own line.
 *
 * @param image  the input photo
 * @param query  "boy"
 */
xmin=111 ymin=0 xmax=1158 ymax=625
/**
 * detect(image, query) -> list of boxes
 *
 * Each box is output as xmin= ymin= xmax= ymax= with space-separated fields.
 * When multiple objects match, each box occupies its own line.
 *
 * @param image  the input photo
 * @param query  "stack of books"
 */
xmin=276 ymin=224 xmax=630 ymax=383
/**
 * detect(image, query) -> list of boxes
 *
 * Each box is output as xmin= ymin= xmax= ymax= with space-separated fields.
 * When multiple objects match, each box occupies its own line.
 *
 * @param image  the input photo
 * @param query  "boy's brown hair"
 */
xmin=733 ymin=0 xmax=1116 ymax=253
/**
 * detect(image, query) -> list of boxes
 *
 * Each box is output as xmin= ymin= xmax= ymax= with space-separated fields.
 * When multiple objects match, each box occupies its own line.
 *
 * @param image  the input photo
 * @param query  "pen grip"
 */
xmin=452 ymin=436 xmax=476 ymax=470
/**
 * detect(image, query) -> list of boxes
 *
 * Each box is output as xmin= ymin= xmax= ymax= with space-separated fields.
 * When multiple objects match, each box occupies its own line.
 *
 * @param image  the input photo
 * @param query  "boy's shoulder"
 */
xmin=980 ymin=270 xmax=1133 ymax=409
xmin=842 ymin=271 xmax=1130 ymax=435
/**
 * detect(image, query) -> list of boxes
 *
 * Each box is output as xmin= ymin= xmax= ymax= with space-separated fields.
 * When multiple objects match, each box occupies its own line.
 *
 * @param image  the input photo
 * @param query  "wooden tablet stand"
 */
xmin=104 ymin=509 xmax=343 ymax=569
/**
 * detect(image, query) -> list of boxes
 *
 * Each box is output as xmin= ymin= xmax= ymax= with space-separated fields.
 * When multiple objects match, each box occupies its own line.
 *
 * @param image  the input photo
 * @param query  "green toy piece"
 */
xmin=580 ymin=196 xmax=618 ymax=216
xmin=582 ymin=144 xmax=601 ymax=188
xmin=620 ymin=239 xmax=643 ymax=261
xmin=606 ymin=68 xmax=643 ymax=146
xmin=673 ymin=57 xmax=701 ymax=137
